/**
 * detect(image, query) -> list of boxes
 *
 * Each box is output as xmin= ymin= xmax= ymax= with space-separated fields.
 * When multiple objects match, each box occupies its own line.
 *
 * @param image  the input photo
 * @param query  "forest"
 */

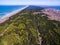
xmin=0 ymin=7 xmax=60 ymax=45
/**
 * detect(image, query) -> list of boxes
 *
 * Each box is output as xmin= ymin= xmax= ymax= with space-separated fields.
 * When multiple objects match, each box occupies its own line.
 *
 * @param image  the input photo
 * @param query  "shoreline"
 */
xmin=1 ymin=5 xmax=29 ymax=19
xmin=0 ymin=5 xmax=29 ymax=23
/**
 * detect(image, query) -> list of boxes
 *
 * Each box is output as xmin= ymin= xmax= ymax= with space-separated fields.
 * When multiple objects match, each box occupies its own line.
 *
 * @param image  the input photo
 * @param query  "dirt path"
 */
xmin=37 ymin=30 xmax=42 ymax=45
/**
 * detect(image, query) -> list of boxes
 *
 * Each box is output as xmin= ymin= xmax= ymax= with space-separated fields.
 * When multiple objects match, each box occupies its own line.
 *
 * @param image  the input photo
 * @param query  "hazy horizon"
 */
xmin=0 ymin=0 xmax=60 ymax=6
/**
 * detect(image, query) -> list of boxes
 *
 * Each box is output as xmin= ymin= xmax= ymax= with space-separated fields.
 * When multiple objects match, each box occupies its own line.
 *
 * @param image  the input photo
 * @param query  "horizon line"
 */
xmin=0 ymin=5 xmax=60 ymax=6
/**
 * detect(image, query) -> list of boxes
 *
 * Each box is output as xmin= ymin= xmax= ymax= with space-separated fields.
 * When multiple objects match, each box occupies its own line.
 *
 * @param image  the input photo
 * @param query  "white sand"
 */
xmin=0 ymin=5 xmax=29 ymax=23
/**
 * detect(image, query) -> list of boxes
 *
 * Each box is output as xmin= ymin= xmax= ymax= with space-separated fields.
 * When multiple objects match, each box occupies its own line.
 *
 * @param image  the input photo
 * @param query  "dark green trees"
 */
xmin=0 ymin=10 xmax=60 ymax=45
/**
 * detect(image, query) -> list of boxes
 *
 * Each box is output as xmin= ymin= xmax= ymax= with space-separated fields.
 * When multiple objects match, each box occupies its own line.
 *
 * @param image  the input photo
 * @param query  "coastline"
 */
xmin=0 ymin=5 xmax=29 ymax=23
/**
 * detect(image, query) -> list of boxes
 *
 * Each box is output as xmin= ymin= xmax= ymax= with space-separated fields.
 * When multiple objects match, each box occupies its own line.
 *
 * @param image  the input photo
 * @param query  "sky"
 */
xmin=0 ymin=0 xmax=60 ymax=6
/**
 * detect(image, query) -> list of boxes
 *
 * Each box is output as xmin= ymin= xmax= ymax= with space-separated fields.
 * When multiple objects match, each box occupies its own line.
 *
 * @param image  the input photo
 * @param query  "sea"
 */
xmin=0 ymin=5 xmax=26 ymax=18
xmin=41 ymin=6 xmax=60 ymax=10
xmin=0 ymin=5 xmax=60 ymax=18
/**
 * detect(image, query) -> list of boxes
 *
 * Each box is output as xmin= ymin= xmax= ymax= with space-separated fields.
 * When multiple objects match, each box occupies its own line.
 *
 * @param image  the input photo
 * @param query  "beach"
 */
xmin=0 ymin=6 xmax=29 ymax=23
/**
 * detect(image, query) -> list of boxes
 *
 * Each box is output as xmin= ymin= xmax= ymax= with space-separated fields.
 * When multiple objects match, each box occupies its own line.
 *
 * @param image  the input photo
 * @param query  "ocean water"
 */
xmin=0 ymin=5 xmax=25 ymax=18
xmin=40 ymin=6 xmax=60 ymax=10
